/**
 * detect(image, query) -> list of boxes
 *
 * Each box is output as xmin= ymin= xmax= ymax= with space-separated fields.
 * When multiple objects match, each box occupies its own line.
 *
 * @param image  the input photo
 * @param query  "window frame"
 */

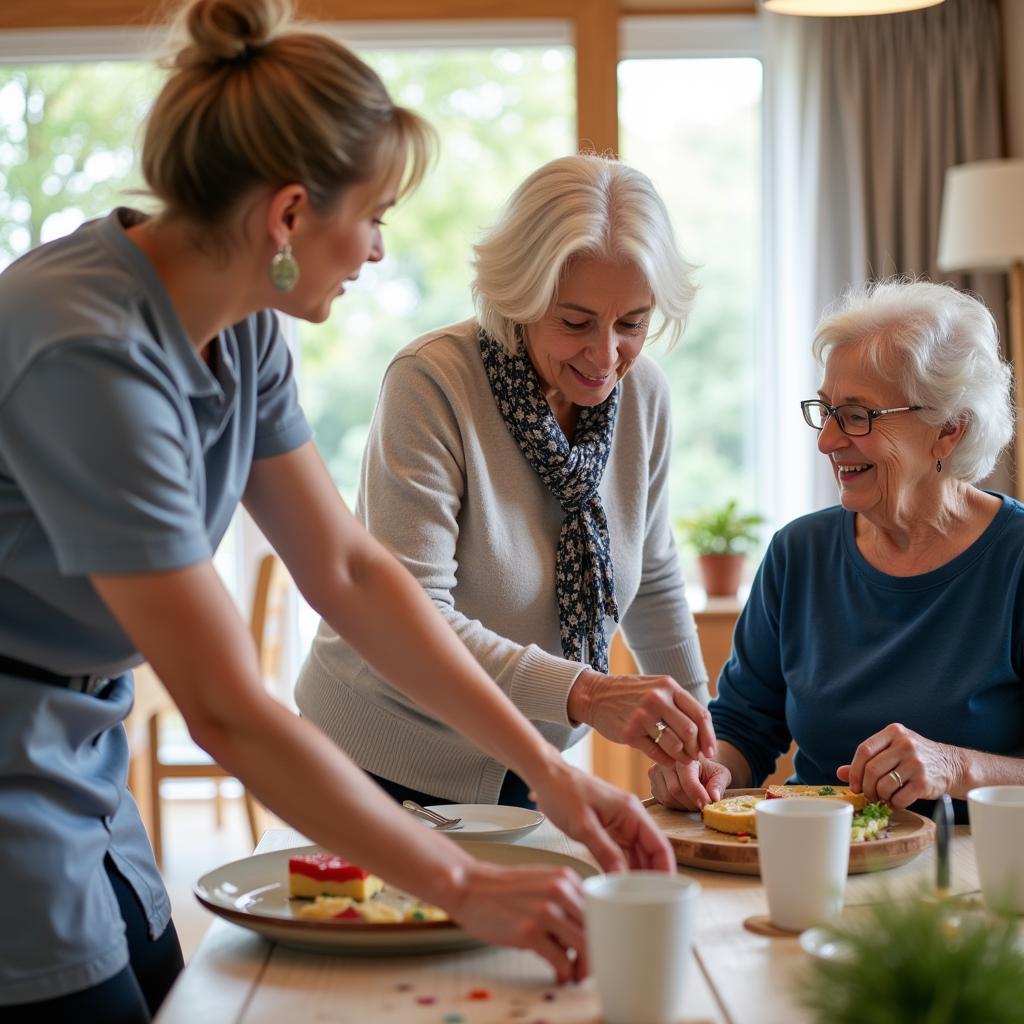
xmin=620 ymin=14 xmax=775 ymax=539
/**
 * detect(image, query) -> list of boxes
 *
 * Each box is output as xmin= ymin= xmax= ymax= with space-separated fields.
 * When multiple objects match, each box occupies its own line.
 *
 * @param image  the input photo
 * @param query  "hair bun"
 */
xmin=177 ymin=0 xmax=293 ymax=66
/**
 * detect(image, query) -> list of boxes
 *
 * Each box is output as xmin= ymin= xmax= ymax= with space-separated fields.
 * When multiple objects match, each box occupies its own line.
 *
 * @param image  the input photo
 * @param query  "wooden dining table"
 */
xmin=156 ymin=818 xmax=980 ymax=1024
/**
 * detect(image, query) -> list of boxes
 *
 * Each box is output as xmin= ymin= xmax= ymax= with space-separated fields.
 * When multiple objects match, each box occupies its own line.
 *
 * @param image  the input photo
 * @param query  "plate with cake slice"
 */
xmin=194 ymin=841 xmax=597 ymax=954
xmin=644 ymin=786 xmax=935 ymax=876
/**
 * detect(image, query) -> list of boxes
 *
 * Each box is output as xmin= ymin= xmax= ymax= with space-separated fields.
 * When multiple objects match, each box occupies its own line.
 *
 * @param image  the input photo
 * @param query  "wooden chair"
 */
xmin=147 ymin=553 xmax=290 ymax=868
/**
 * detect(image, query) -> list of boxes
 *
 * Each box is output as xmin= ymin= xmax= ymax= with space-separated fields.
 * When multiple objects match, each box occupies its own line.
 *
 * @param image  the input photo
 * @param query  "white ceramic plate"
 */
xmin=419 ymin=804 xmax=545 ymax=842
xmin=194 ymin=841 xmax=594 ymax=955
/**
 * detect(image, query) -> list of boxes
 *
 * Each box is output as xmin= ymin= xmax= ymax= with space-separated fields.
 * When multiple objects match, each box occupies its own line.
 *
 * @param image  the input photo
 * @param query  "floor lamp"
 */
xmin=937 ymin=158 xmax=1024 ymax=489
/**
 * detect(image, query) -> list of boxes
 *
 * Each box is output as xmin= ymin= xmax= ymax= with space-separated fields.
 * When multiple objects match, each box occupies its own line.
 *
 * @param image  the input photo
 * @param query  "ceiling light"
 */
xmin=763 ymin=0 xmax=944 ymax=15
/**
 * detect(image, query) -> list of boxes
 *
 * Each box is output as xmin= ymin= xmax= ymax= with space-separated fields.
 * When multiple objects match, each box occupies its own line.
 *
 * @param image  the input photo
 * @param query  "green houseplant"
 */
xmin=800 ymin=893 xmax=1024 ymax=1024
xmin=676 ymin=499 xmax=764 ymax=598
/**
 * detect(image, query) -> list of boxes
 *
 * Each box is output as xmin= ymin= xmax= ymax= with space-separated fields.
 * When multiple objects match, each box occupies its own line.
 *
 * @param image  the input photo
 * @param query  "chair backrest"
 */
xmin=249 ymin=553 xmax=290 ymax=686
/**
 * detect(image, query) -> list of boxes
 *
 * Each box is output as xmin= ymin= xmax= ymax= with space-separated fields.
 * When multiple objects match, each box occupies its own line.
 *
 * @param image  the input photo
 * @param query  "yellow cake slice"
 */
xmin=295 ymin=893 xmax=449 ymax=924
xmin=288 ymin=853 xmax=385 ymax=900
xmin=701 ymin=794 xmax=761 ymax=835
xmin=297 ymin=895 xmax=403 ymax=923
xmin=403 ymin=901 xmax=449 ymax=923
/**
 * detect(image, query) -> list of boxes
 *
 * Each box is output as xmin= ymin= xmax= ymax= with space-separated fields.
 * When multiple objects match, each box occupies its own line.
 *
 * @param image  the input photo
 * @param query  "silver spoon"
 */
xmin=402 ymin=800 xmax=463 ymax=830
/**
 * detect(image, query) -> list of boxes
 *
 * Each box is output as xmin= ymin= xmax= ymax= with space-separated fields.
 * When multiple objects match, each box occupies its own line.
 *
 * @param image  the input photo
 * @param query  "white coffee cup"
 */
xmin=755 ymin=797 xmax=852 ymax=932
xmin=583 ymin=871 xmax=700 ymax=1024
xmin=967 ymin=785 xmax=1024 ymax=915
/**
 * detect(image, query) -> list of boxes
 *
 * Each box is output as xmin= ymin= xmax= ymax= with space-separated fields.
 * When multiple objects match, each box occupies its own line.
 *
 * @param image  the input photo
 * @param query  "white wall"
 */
xmin=1002 ymin=0 xmax=1024 ymax=156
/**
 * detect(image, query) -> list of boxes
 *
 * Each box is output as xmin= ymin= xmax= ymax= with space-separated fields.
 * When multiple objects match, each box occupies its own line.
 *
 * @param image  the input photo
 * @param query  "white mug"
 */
xmin=583 ymin=871 xmax=700 ymax=1024
xmin=968 ymin=785 xmax=1024 ymax=915
xmin=755 ymin=797 xmax=852 ymax=932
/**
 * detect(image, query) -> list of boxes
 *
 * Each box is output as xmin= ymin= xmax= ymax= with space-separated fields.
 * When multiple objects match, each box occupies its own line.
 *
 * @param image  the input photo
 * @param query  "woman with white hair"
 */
xmin=650 ymin=278 xmax=1024 ymax=823
xmin=297 ymin=153 xmax=716 ymax=808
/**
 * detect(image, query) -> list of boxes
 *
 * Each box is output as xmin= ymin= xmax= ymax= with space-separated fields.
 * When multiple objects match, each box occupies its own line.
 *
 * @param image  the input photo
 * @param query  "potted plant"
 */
xmin=676 ymin=499 xmax=763 ymax=598
xmin=800 ymin=892 xmax=1024 ymax=1024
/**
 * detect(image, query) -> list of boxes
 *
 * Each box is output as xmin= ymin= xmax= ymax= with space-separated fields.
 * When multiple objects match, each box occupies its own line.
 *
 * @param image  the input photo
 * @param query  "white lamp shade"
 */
xmin=762 ymin=0 xmax=943 ymax=14
xmin=937 ymin=159 xmax=1024 ymax=273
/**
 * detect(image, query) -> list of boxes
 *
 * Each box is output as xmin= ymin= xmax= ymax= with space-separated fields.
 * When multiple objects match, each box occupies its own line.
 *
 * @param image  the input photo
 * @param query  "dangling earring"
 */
xmin=936 ymin=458 xmax=943 ymax=473
xmin=270 ymin=243 xmax=299 ymax=292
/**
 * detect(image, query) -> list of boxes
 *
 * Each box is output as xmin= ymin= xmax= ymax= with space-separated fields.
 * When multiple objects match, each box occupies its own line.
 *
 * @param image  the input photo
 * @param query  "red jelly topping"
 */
xmin=333 ymin=907 xmax=362 ymax=921
xmin=288 ymin=853 xmax=369 ymax=882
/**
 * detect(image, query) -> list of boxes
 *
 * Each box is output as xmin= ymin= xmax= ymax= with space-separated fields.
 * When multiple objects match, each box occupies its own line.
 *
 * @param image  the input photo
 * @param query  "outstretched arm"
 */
xmin=241 ymin=441 xmax=674 ymax=873
xmin=94 ymin=560 xmax=585 ymax=980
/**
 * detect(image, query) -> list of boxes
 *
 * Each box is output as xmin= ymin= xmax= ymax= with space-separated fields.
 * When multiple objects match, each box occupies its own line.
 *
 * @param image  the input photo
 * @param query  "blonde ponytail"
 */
xmin=142 ymin=0 xmax=434 ymax=225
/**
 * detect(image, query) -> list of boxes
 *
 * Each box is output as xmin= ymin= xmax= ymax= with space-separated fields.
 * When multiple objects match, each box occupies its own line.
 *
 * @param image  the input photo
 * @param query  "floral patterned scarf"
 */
xmin=479 ymin=328 xmax=619 ymax=672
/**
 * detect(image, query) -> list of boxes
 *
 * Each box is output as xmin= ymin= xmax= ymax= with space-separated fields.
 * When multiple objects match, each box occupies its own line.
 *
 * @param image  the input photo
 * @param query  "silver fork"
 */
xmin=402 ymin=800 xmax=463 ymax=830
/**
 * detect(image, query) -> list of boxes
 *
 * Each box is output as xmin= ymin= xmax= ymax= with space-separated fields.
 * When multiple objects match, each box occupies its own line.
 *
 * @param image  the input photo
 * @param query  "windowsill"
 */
xmin=687 ymin=584 xmax=750 ymax=614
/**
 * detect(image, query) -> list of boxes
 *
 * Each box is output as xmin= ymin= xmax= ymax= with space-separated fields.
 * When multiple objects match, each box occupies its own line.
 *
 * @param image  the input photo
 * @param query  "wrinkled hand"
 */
xmin=570 ymin=669 xmax=716 ymax=768
xmin=649 ymin=758 xmax=732 ymax=811
xmin=837 ymin=723 xmax=965 ymax=809
xmin=446 ymin=859 xmax=587 ymax=983
xmin=528 ymin=758 xmax=675 ymax=874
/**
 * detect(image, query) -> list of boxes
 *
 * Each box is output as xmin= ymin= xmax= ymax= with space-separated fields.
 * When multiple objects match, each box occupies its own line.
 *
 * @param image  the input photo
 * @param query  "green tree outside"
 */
xmin=0 ymin=52 xmax=761 ymax=539
xmin=297 ymin=46 xmax=576 ymax=499
xmin=0 ymin=63 xmax=158 ymax=261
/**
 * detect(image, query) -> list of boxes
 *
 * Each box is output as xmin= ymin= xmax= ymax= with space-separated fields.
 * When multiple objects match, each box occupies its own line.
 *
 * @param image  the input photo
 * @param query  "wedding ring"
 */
xmin=888 ymin=768 xmax=904 ymax=790
xmin=652 ymin=720 xmax=669 ymax=746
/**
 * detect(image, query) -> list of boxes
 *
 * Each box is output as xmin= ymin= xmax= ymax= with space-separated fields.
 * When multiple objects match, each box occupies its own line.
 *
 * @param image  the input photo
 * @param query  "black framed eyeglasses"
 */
xmin=800 ymin=400 xmax=926 ymax=437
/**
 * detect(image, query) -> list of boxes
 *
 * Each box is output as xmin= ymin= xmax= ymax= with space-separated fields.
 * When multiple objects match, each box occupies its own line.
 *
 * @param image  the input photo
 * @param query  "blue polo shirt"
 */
xmin=0 ymin=209 xmax=311 ymax=1003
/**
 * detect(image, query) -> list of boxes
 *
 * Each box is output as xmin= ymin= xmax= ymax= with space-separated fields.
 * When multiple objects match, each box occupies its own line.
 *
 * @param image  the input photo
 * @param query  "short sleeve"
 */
xmin=0 ymin=341 xmax=211 ymax=574
xmin=251 ymin=313 xmax=312 ymax=460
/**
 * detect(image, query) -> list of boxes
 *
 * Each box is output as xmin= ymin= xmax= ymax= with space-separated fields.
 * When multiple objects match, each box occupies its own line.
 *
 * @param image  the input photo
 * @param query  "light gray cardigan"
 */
xmin=295 ymin=319 xmax=709 ymax=803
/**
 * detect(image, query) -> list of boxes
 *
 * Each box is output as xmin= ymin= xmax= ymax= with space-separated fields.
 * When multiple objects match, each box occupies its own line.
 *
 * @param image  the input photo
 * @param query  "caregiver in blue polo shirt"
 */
xmin=0 ymin=0 xmax=679 ymax=1017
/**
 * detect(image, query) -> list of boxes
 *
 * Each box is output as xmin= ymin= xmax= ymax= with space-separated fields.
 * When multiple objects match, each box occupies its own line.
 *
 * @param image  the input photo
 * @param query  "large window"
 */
xmin=0 ymin=17 xmax=766 ymax=668
xmin=619 ymin=55 xmax=762 ymax=527
xmin=0 ymin=62 xmax=157 ymax=267
xmin=619 ymin=17 xmax=765 ymax=578
xmin=298 ymin=43 xmax=575 ymax=499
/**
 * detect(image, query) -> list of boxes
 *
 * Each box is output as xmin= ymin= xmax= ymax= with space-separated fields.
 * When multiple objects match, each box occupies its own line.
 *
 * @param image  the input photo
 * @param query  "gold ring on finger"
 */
xmin=888 ymin=768 xmax=903 ymax=789
xmin=652 ymin=720 xmax=669 ymax=746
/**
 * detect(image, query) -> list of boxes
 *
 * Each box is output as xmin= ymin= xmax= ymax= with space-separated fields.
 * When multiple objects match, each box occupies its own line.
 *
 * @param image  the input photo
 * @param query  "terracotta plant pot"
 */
xmin=698 ymin=553 xmax=745 ymax=598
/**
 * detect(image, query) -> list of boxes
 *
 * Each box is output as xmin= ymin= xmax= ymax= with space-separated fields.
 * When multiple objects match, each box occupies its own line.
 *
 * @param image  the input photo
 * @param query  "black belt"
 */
xmin=0 ymin=654 xmax=111 ymax=694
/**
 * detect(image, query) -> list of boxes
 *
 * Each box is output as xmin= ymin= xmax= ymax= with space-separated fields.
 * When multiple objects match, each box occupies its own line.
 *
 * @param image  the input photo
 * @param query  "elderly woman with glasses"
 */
xmin=650 ymin=278 xmax=1024 ymax=823
xmin=295 ymin=153 xmax=717 ymax=811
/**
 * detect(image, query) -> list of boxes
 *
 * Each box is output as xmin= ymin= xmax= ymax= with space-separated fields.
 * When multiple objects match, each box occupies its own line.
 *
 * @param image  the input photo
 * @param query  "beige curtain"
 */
xmin=767 ymin=0 xmax=1010 ymax=510
xmin=823 ymin=0 xmax=1004 ymax=286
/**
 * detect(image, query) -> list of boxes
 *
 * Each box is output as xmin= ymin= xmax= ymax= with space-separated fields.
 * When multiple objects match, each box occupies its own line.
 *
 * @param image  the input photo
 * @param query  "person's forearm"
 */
xmin=192 ymin=691 xmax=479 ymax=910
xmin=717 ymin=740 xmax=754 ymax=788
xmin=310 ymin=541 xmax=560 ymax=784
xmin=950 ymin=746 xmax=1024 ymax=797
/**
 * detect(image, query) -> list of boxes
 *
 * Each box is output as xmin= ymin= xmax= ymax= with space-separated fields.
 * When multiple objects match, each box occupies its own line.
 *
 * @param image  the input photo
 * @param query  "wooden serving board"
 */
xmin=645 ymin=788 xmax=936 ymax=876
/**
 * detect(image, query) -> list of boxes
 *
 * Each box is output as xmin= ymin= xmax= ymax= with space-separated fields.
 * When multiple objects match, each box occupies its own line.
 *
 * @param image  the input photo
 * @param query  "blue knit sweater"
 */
xmin=712 ymin=494 xmax=1024 ymax=820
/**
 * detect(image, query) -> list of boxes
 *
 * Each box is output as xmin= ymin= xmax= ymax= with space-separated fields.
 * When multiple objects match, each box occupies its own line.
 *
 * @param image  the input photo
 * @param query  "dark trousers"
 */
xmin=0 ymin=856 xmax=184 ymax=1023
xmin=367 ymin=768 xmax=537 ymax=809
